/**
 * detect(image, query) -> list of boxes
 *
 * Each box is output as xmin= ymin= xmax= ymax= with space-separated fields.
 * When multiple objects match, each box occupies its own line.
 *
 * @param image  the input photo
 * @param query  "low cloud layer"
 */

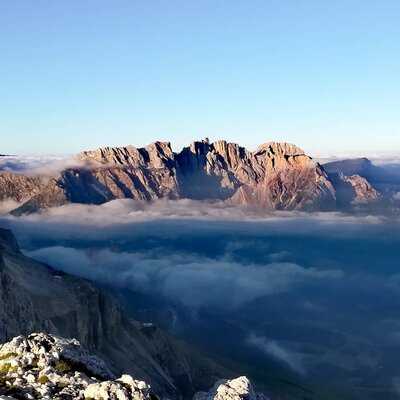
xmin=1 ymin=199 xmax=397 ymax=312
xmin=1 ymin=198 xmax=390 ymax=242
xmin=1 ymin=200 xmax=400 ymax=388
xmin=0 ymin=154 xmax=91 ymax=177
xmin=27 ymin=246 xmax=343 ymax=309
xmin=0 ymin=200 xmax=20 ymax=215
xmin=6 ymin=200 xmax=391 ymax=318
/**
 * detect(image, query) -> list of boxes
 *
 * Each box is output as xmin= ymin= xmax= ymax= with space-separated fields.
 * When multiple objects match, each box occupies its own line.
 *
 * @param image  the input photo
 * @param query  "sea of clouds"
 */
xmin=0 ymin=199 xmax=398 ymax=312
xmin=1 ymin=152 xmax=400 ymax=383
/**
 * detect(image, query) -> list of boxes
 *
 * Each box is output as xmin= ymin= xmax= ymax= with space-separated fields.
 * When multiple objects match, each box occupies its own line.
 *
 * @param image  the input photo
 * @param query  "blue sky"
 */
xmin=1 ymin=0 xmax=399 ymax=155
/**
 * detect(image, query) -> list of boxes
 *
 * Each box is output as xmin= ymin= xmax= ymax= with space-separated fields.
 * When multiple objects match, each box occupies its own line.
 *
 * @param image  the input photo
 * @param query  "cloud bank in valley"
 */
xmin=1 ymin=199 xmax=400 ymax=388
xmin=1 ymin=198 xmax=398 ymax=312
xmin=26 ymin=245 xmax=343 ymax=309
xmin=0 ymin=154 xmax=96 ymax=177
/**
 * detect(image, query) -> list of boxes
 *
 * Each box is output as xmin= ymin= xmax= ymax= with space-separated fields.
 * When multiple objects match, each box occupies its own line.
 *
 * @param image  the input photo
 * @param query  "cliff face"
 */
xmin=0 ymin=172 xmax=45 ymax=203
xmin=9 ymin=140 xmax=341 ymax=214
xmin=0 ymin=229 xmax=228 ymax=398
xmin=227 ymin=142 xmax=336 ymax=210
xmin=175 ymin=141 xmax=335 ymax=210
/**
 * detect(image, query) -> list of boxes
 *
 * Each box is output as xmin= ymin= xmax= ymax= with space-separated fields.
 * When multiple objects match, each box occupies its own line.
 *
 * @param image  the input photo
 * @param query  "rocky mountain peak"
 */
xmin=323 ymin=157 xmax=373 ymax=177
xmin=186 ymin=139 xmax=211 ymax=155
xmin=3 ymin=139 xmax=384 ymax=215
xmin=255 ymin=142 xmax=305 ymax=157
xmin=78 ymin=142 xmax=175 ymax=169
xmin=78 ymin=145 xmax=145 ymax=166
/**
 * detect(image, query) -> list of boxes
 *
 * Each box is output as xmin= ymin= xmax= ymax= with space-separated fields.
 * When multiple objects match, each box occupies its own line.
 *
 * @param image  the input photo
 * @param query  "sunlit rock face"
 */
xmin=193 ymin=376 xmax=270 ymax=400
xmin=0 ymin=228 xmax=228 ymax=398
xmin=8 ymin=140 xmax=341 ymax=214
xmin=77 ymin=142 xmax=180 ymax=201
xmin=0 ymin=172 xmax=45 ymax=203
xmin=228 ymin=142 xmax=336 ymax=210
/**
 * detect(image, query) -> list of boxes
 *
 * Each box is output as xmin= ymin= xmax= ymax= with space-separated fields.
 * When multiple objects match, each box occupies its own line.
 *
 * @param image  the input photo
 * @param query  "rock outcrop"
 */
xmin=0 ymin=228 xmax=228 ymax=398
xmin=341 ymin=175 xmax=380 ymax=204
xmin=0 ymin=332 xmax=156 ymax=399
xmin=193 ymin=376 xmax=269 ymax=400
xmin=0 ymin=333 xmax=263 ymax=400
xmin=9 ymin=140 xmax=339 ymax=214
xmin=327 ymin=172 xmax=380 ymax=207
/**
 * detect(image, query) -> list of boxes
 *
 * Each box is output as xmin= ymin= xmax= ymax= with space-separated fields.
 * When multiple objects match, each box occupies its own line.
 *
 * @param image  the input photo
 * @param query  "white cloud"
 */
xmin=26 ymin=246 xmax=343 ymax=310
xmin=0 ymin=200 xmax=21 ymax=215
xmin=3 ymin=198 xmax=388 ymax=227
xmin=0 ymin=154 xmax=96 ymax=177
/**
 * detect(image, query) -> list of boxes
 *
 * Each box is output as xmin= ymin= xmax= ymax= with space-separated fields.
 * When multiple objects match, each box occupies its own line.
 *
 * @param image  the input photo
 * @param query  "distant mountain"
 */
xmin=0 ymin=228 xmax=229 ymax=398
xmin=324 ymin=157 xmax=400 ymax=202
xmin=323 ymin=158 xmax=374 ymax=177
xmin=0 ymin=140 xmax=385 ymax=214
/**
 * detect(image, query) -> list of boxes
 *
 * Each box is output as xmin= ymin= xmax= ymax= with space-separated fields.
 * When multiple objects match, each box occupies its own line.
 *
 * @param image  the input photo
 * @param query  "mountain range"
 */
xmin=1 ymin=140 xmax=393 ymax=215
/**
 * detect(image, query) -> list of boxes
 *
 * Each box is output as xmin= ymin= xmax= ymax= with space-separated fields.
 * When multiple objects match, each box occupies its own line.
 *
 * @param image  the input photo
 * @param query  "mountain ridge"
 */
xmin=0 ymin=140 xmax=382 ymax=214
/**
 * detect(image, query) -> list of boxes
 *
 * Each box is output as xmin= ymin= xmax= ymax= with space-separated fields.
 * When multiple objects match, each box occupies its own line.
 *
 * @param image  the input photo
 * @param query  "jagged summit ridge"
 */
xmin=0 ymin=139 xmax=382 ymax=214
xmin=78 ymin=141 xmax=175 ymax=168
xmin=255 ymin=141 xmax=305 ymax=156
xmin=77 ymin=140 xmax=305 ymax=167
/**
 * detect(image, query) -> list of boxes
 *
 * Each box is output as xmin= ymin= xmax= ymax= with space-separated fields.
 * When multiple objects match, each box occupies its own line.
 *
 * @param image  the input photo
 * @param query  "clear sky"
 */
xmin=1 ymin=0 xmax=399 ymax=156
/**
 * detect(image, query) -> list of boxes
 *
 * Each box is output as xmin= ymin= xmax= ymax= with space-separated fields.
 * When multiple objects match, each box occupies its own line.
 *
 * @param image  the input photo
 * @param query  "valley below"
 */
xmin=1 ymin=201 xmax=400 ymax=400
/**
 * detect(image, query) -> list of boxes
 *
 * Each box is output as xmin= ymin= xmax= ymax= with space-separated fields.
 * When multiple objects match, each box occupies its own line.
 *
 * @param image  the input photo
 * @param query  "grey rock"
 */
xmin=193 ymin=376 xmax=269 ymax=400
xmin=0 ymin=332 xmax=154 ymax=400
xmin=84 ymin=375 xmax=153 ymax=400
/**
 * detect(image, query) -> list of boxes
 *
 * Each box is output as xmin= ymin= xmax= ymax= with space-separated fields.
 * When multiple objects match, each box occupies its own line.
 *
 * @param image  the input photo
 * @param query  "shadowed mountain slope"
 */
xmin=0 ymin=228 xmax=229 ymax=398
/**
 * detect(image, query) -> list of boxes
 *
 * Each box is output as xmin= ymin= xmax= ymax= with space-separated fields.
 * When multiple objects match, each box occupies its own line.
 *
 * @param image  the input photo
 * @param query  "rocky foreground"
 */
xmin=0 ymin=333 xmax=266 ymax=400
